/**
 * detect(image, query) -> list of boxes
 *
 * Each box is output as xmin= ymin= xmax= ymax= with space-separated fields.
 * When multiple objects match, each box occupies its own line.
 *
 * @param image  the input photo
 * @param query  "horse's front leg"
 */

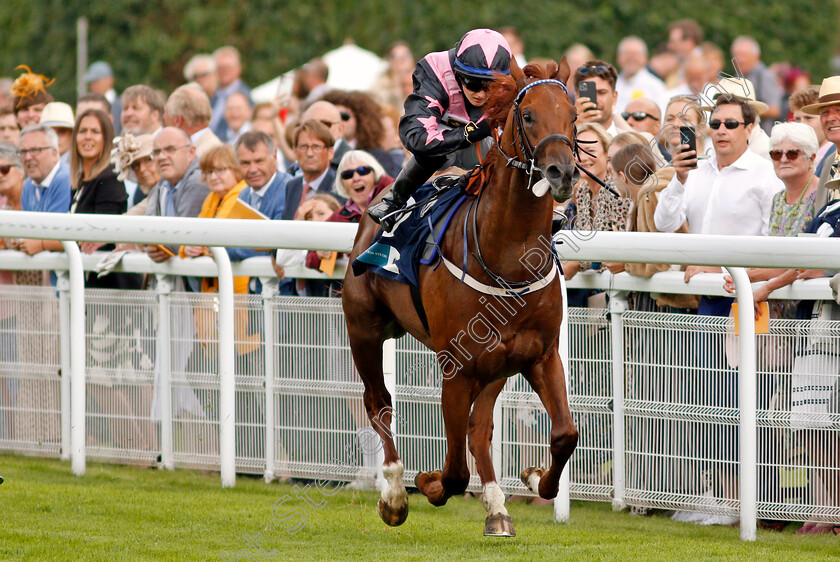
xmin=468 ymin=377 xmax=515 ymax=537
xmin=520 ymin=351 xmax=578 ymax=499
xmin=415 ymin=374 xmax=475 ymax=507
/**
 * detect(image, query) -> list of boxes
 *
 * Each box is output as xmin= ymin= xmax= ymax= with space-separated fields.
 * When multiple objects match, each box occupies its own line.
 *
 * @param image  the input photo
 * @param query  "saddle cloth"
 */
xmin=352 ymin=176 xmax=469 ymax=287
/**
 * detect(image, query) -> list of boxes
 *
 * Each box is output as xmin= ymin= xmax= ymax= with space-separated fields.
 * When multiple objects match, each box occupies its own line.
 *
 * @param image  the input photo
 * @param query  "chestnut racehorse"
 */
xmin=342 ymin=59 xmax=579 ymax=536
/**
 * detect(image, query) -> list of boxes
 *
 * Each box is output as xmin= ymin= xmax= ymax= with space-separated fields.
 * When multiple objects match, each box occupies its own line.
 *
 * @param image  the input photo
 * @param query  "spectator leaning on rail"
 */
xmin=367 ymin=28 xmax=512 ymax=232
xmin=654 ymin=94 xmax=783 ymax=307
xmin=230 ymin=131 xmax=293 ymax=292
xmin=17 ymin=124 xmax=71 ymax=217
xmin=143 ymin=127 xmax=209 ymax=262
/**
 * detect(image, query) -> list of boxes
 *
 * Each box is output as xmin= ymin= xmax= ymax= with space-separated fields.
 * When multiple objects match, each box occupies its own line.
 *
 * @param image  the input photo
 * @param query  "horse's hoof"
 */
xmin=520 ymin=466 xmax=544 ymax=494
xmin=484 ymin=513 xmax=516 ymax=537
xmin=378 ymin=498 xmax=408 ymax=527
xmin=415 ymin=471 xmax=448 ymax=506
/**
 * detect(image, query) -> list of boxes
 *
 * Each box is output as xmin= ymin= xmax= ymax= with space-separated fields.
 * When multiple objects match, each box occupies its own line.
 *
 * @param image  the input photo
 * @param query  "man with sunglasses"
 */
xmin=655 ymin=96 xmax=783 ymax=282
xmin=368 ymin=28 xmax=512 ymax=232
xmin=573 ymin=60 xmax=630 ymax=137
xmin=622 ymin=98 xmax=662 ymax=137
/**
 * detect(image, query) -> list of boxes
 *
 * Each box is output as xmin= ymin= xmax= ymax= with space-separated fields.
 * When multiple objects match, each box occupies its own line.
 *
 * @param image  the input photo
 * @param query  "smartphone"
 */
xmin=679 ymin=126 xmax=697 ymax=169
xmin=578 ymin=81 xmax=597 ymax=104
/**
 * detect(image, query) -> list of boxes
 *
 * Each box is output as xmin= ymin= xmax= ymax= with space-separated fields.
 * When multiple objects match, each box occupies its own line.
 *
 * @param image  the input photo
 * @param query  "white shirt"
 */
xmin=654 ymin=148 xmax=783 ymax=236
xmin=616 ymin=68 xmax=668 ymax=113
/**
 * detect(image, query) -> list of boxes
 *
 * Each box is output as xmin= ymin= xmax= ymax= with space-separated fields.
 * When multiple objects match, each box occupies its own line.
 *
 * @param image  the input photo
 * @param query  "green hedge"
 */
xmin=2 ymin=0 xmax=836 ymax=103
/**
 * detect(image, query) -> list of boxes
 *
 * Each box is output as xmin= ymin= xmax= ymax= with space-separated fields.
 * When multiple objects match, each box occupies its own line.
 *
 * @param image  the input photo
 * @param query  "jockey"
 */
xmin=368 ymin=28 xmax=512 ymax=231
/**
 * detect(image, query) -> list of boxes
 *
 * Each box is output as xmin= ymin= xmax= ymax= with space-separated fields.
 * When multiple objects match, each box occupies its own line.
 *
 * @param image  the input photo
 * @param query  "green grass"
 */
xmin=1 ymin=455 xmax=839 ymax=561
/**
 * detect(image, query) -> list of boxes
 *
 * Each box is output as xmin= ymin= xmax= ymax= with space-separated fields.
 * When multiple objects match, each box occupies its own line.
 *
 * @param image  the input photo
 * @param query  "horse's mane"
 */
xmin=484 ymin=61 xmax=561 ymax=128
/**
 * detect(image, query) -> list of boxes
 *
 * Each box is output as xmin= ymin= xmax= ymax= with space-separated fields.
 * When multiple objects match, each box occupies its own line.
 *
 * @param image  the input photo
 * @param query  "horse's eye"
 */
xmin=523 ymin=111 xmax=533 ymax=124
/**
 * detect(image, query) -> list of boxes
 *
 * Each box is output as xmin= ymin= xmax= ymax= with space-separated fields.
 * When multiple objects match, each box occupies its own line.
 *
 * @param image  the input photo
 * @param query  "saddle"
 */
xmin=352 ymin=174 xmax=473 ymax=288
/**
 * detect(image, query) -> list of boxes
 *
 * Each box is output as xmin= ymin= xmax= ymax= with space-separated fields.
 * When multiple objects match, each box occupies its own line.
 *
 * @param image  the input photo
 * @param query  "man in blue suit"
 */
xmin=233 ymin=131 xmax=292 ymax=291
xmin=281 ymin=120 xmax=341 ymax=221
xmin=17 ymin=125 xmax=71 ymax=254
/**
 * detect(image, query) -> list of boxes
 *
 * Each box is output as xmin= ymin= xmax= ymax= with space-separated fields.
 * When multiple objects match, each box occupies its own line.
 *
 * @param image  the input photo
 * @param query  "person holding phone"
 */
xmin=367 ymin=28 xmax=512 ymax=231
xmin=573 ymin=60 xmax=631 ymax=137
xmin=654 ymin=95 xmax=783 ymax=293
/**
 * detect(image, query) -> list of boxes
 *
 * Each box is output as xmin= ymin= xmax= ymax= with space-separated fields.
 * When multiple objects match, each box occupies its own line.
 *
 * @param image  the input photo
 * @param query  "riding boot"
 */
xmin=367 ymin=156 xmax=433 ymax=232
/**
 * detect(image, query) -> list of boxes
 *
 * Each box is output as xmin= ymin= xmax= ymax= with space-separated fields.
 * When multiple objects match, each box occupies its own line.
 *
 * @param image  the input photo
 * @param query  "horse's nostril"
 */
xmin=545 ymin=165 xmax=562 ymax=181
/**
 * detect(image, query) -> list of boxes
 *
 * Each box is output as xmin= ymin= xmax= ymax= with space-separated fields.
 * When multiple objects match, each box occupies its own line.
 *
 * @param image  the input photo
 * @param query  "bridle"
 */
xmin=496 ymin=77 xmax=617 ymax=195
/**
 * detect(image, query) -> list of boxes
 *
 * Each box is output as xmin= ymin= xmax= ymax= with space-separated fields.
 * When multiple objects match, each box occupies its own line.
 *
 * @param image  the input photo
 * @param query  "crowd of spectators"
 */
xmin=1 ymin=21 xmax=839 ymax=528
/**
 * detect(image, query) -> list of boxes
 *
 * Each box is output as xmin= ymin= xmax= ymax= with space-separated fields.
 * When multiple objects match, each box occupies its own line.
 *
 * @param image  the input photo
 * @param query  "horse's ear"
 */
xmin=510 ymin=56 xmax=524 ymax=85
xmin=555 ymin=56 xmax=571 ymax=86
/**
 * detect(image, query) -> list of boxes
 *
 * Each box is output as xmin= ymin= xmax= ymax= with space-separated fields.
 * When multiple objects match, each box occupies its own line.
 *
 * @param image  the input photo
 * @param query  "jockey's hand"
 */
xmin=464 ymin=120 xmax=491 ymax=143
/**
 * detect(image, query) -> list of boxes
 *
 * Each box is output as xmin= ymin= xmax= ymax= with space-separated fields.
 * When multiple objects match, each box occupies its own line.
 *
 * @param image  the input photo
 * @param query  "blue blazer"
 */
xmin=280 ymin=168 xmax=344 ymax=220
xmin=227 ymin=171 xmax=292 ymax=262
xmin=21 ymin=161 xmax=71 ymax=213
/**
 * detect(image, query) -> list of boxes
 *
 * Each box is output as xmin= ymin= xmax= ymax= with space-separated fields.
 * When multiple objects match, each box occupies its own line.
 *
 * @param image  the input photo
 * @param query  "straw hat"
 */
xmin=111 ymin=133 xmax=155 ymax=182
xmin=699 ymin=77 xmax=769 ymax=115
xmin=802 ymin=76 xmax=840 ymax=115
xmin=39 ymin=102 xmax=75 ymax=129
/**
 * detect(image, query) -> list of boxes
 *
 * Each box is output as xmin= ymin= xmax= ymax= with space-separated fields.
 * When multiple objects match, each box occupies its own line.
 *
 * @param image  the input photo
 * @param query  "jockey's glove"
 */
xmin=464 ymin=120 xmax=491 ymax=143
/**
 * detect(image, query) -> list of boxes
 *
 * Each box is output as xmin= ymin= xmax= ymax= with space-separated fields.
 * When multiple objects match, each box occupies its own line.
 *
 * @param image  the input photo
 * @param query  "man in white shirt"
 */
xmin=615 ymin=36 xmax=668 ymax=112
xmin=655 ymin=96 xmax=783 ymax=294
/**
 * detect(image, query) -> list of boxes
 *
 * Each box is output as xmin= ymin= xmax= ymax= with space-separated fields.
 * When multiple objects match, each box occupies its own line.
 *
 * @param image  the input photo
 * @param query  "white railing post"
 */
xmin=259 ymin=276 xmax=278 ymax=483
xmin=555 ymin=272 xmax=571 ymax=523
xmin=210 ymin=247 xmax=236 ymax=488
xmin=155 ymin=274 xmax=174 ymax=470
xmin=609 ymin=290 xmax=628 ymax=511
xmin=380 ymin=338 xmax=397 ymax=487
xmin=61 ymin=241 xmax=86 ymax=476
xmin=724 ymin=267 xmax=757 ymax=541
xmin=56 ymin=271 xmax=71 ymax=461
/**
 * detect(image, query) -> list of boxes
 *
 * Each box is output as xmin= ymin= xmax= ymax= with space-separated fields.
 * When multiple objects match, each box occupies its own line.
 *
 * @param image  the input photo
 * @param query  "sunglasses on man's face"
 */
xmin=709 ymin=119 xmax=746 ymax=130
xmin=769 ymin=149 xmax=804 ymax=162
xmin=577 ymin=65 xmax=611 ymax=76
xmin=340 ymin=166 xmax=373 ymax=180
xmin=621 ymin=111 xmax=659 ymax=121
xmin=0 ymin=164 xmax=14 ymax=176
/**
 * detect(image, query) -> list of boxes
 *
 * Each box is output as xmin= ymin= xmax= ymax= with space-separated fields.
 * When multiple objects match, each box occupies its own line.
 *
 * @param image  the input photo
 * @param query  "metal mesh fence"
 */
xmin=1 ymin=281 xmax=839 ymax=526
xmin=84 ymin=289 xmax=157 ymax=465
xmin=0 ymin=285 xmax=61 ymax=456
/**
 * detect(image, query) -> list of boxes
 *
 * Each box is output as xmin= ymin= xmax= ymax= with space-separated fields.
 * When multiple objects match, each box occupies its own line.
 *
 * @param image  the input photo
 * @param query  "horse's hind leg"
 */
xmin=468 ymin=378 xmax=515 ymax=537
xmin=415 ymin=375 xmax=474 ymax=508
xmin=520 ymin=352 xmax=578 ymax=499
xmin=347 ymin=323 xmax=408 ymax=526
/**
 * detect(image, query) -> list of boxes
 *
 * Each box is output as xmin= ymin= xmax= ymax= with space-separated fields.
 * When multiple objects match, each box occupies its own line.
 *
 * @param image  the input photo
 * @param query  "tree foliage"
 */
xmin=1 ymin=0 xmax=835 ymax=103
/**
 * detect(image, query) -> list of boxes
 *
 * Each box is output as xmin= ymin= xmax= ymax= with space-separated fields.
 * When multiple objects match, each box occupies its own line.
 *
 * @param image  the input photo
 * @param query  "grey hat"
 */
xmin=85 ymin=61 xmax=113 ymax=83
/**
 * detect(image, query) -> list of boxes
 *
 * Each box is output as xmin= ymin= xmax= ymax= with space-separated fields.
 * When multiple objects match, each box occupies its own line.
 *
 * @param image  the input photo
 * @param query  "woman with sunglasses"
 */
xmin=304 ymin=150 xmax=394 ymax=295
xmin=368 ymin=28 xmax=512 ymax=232
xmin=722 ymin=122 xmax=819 ymax=314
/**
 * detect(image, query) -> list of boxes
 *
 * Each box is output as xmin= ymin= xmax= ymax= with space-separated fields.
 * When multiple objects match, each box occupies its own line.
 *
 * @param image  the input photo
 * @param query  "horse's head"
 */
xmin=486 ymin=58 xmax=579 ymax=202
